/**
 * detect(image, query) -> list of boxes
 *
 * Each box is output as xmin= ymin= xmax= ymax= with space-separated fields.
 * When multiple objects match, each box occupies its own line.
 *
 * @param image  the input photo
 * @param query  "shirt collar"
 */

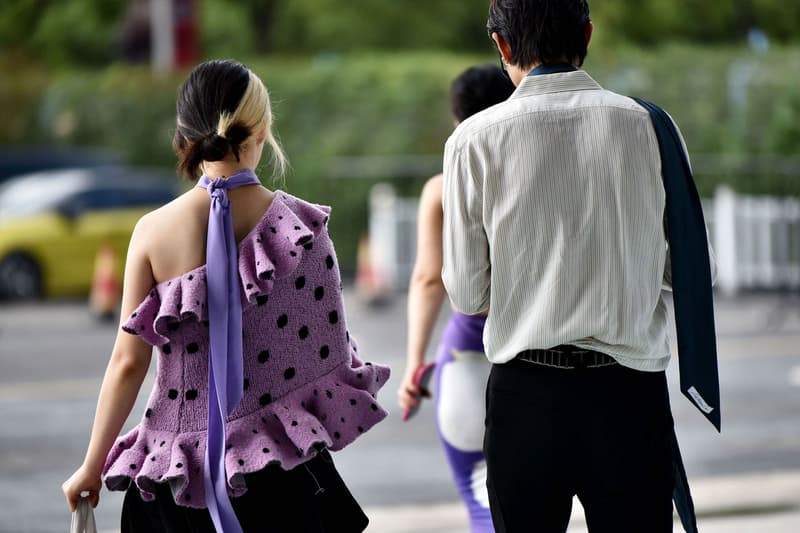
xmin=510 ymin=69 xmax=602 ymax=99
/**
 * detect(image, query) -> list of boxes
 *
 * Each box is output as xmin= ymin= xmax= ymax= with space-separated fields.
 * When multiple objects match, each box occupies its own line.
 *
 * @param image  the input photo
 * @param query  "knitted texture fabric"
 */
xmin=103 ymin=192 xmax=390 ymax=508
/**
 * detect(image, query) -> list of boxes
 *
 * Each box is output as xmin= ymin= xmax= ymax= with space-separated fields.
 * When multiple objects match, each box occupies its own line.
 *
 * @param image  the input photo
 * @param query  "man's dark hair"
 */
xmin=450 ymin=64 xmax=516 ymax=122
xmin=487 ymin=0 xmax=591 ymax=68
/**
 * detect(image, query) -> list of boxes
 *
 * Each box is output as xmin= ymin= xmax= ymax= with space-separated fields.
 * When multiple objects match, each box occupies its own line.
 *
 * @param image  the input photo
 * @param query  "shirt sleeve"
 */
xmin=441 ymin=137 xmax=490 ymax=314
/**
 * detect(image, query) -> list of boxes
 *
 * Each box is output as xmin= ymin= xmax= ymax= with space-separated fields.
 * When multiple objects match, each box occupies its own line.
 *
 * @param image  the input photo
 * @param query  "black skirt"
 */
xmin=121 ymin=450 xmax=368 ymax=533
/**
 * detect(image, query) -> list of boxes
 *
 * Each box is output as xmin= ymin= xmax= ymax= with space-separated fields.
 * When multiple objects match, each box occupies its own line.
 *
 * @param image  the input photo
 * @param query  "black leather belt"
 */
xmin=515 ymin=345 xmax=618 ymax=369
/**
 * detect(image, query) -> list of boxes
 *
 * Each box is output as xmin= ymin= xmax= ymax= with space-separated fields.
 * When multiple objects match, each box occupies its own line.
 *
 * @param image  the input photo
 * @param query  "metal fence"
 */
xmin=370 ymin=183 xmax=800 ymax=294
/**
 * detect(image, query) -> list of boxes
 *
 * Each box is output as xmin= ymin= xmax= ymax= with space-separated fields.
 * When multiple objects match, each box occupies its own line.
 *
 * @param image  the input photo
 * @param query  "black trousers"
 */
xmin=121 ymin=450 xmax=368 ymax=533
xmin=484 ymin=358 xmax=675 ymax=533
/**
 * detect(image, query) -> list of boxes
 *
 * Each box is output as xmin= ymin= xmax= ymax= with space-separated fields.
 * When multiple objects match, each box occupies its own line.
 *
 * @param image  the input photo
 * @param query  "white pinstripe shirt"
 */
xmin=442 ymin=69 xmax=707 ymax=372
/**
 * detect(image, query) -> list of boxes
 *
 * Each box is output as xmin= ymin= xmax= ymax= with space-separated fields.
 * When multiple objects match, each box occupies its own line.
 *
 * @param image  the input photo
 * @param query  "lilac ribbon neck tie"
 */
xmin=196 ymin=168 xmax=261 ymax=533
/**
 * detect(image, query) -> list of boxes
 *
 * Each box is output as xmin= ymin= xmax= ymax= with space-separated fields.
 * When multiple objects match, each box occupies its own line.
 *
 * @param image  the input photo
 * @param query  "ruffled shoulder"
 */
xmin=121 ymin=192 xmax=332 ymax=345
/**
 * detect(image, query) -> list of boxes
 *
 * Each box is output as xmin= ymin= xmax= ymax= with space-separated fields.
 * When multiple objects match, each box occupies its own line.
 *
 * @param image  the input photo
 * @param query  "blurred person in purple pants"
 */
xmin=399 ymin=64 xmax=514 ymax=533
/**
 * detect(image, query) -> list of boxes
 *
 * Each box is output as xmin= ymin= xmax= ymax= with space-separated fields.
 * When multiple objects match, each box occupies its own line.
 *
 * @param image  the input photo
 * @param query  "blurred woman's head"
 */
xmin=450 ymin=64 xmax=516 ymax=124
xmin=173 ymin=59 xmax=287 ymax=180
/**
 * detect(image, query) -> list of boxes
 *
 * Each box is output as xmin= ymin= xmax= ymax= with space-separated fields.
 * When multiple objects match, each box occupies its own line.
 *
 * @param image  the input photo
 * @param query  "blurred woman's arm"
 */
xmin=398 ymin=175 xmax=447 ymax=412
xmin=62 ymin=217 xmax=155 ymax=511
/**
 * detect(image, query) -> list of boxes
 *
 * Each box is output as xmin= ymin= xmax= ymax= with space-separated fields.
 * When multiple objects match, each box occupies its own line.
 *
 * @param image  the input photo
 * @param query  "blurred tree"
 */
xmin=236 ymin=0 xmax=281 ymax=53
xmin=590 ymin=0 xmax=749 ymax=45
xmin=201 ymin=0 xmax=256 ymax=58
xmin=269 ymin=0 xmax=491 ymax=53
xmin=751 ymin=0 xmax=800 ymax=42
xmin=1 ymin=0 xmax=798 ymax=67
xmin=0 ymin=0 xmax=127 ymax=66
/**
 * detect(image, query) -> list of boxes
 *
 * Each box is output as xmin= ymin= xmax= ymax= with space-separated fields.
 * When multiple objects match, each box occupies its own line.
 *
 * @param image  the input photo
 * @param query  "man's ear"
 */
xmin=585 ymin=22 xmax=593 ymax=48
xmin=491 ymin=32 xmax=513 ymax=66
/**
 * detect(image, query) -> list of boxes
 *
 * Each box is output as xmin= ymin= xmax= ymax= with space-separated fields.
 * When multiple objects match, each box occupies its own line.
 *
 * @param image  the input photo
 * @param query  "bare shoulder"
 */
xmin=420 ymin=174 xmax=443 ymax=207
xmin=131 ymin=189 xmax=198 ymax=248
xmin=135 ymin=189 xmax=184 ymax=225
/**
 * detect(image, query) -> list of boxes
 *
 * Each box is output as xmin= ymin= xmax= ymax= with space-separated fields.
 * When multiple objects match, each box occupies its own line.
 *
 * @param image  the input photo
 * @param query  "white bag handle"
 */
xmin=70 ymin=497 xmax=97 ymax=533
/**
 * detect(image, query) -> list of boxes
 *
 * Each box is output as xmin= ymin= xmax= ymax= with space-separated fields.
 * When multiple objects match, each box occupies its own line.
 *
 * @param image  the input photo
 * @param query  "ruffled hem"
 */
xmin=121 ymin=192 xmax=331 ymax=346
xmin=103 ymin=358 xmax=390 ymax=508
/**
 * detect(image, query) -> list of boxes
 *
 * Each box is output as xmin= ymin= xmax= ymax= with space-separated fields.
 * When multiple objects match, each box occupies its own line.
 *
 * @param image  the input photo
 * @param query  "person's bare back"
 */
xmin=141 ymin=184 xmax=275 ymax=284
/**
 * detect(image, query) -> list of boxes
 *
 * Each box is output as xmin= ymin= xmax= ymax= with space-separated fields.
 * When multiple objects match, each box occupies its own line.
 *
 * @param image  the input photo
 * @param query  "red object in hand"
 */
xmin=402 ymin=362 xmax=436 ymax=421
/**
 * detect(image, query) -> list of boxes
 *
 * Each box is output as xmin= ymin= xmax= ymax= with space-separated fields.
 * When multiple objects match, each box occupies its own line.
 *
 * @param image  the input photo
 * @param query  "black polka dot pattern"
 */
xmin=113 ymin=197 xmax=393 ymax=492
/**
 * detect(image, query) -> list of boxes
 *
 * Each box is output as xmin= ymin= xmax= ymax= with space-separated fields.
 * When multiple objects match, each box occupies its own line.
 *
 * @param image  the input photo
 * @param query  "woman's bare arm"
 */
xmin=398 ymin=175 xmax=447 ymax=411
xmin=62 ymin=215 xmax=156 ymax=511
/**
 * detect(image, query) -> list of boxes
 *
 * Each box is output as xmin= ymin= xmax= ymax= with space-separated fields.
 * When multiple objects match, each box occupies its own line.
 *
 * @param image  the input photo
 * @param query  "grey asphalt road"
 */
xmin=0 ymin=290 xmax=798 ymax=532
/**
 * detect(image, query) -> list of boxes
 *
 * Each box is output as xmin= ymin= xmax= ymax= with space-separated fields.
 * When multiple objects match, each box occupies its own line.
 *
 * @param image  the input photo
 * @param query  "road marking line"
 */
xmin=0 ymin=376 xmax=155 ymax=401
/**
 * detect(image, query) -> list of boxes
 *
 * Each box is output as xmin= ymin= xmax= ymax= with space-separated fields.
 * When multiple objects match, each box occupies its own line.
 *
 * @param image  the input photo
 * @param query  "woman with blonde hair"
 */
xmin=63 ymin=59 xmax=390 ymax=533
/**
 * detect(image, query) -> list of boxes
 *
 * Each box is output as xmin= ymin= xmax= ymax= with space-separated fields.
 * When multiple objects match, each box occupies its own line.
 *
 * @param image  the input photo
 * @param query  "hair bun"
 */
xmin=201 ymin=133 xmax=231 ymax=162
xmin=225 ymin=123 xmax=250 ymax=146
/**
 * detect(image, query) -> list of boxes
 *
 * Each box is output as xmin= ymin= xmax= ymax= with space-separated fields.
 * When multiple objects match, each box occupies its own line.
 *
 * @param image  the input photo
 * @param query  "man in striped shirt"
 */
xmin=441 ymin=1 xmax=705 ymax=531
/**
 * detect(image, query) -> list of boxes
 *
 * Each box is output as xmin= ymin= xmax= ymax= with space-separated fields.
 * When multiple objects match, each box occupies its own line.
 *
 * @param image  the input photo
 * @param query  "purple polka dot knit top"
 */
xmin=102 ymin=192 xmax=391 ymax=508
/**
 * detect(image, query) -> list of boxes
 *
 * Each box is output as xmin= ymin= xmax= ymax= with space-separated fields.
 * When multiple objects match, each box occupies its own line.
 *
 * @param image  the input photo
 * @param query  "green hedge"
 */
xmin=2 ymin=46 xmax=799 ymax=270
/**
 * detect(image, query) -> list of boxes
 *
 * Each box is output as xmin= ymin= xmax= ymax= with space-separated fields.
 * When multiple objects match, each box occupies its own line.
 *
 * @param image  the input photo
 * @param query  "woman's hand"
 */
xmin=397 ymin=363 xmax=431 ymax=412
xmin=62 ymin=464 xmax=102 ymax=512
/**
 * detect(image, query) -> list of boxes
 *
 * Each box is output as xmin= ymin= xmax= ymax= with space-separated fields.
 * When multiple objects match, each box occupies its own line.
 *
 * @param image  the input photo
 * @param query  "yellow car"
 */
xmin=0 ymin=167 xmax=178 ymax=299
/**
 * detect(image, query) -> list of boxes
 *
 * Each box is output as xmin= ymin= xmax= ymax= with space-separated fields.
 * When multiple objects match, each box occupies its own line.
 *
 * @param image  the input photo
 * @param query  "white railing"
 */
xmin=711 ymin=187 xmax=800 ymax=294
xmin=369 ymin=183 xmax=800 ymax=294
